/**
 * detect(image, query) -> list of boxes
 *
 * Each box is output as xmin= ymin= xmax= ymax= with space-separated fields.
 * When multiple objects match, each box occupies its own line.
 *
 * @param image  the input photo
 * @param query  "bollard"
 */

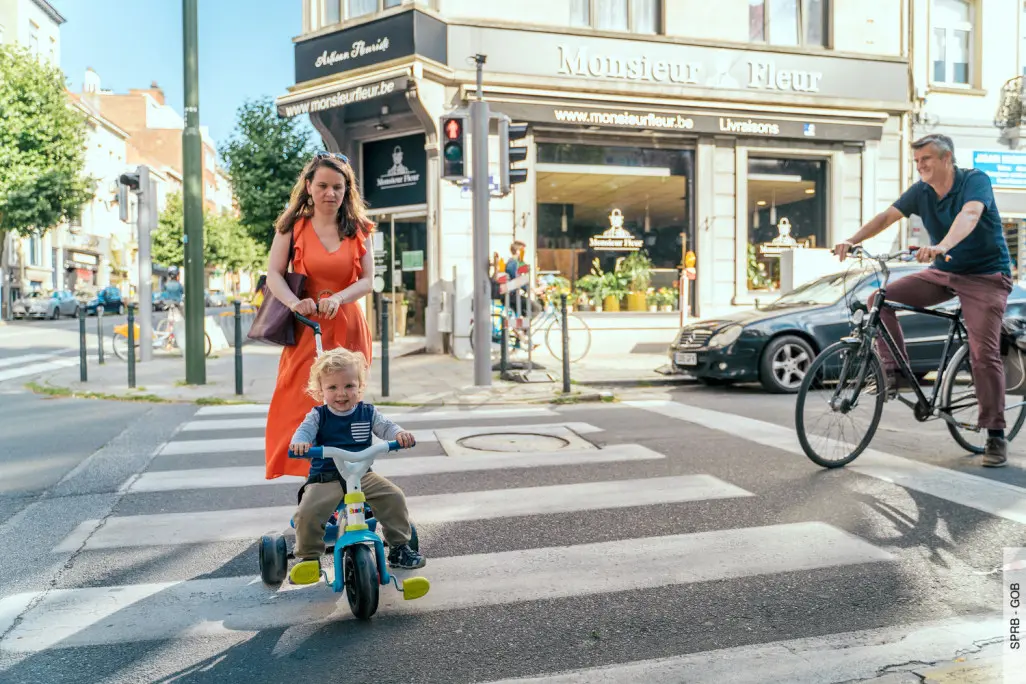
xmin=234 ymin=301 xmax=243 ymax=395
xmin=561 ymin=294 xmax=570 ymax=393
xmin=96 ymin=305 xmax=105 ymax=365
xmin=127 ymin=305 xmax=136 ymax=389
xmin=500 ymin=313 xmax=509 ymax=374
xmin=381 ymin=298 xmax=390 ymax=397
xmin=78 ymin=313 xmax=88 ymax=382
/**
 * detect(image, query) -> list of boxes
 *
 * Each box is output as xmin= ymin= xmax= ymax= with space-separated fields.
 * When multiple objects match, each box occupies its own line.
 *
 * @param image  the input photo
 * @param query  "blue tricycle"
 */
xmin=258 ymin=440 xmax=431 ymax=619
xmin=257 ymin=313 xmax=429 ymax=620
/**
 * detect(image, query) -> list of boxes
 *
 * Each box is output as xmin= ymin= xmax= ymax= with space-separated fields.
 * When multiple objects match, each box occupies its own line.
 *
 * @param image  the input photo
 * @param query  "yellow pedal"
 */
xmin=289 ymin=560 xmax=321 ymax=585
xmin=402 ymin=577 xmax=430 ymax=600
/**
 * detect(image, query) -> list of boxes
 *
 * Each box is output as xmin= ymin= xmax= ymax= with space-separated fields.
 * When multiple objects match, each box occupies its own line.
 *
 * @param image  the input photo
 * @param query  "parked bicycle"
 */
xmin=469 ymin=296 xmax=592 ymax=363
xmin=111 ymin=314 xmax=212 ymax=360
xmin=794 ymin=245 xmax=1026 ymax=468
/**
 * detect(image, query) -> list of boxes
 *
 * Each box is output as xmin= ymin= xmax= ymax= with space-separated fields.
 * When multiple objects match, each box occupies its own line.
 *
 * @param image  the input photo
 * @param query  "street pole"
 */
xmin=138 ymin=167 xmax=153 ymax=362
xmin=471 ymin=54 xmax=491 ymax=387
xmin=182 ymin=0 xmax=205 ymax=384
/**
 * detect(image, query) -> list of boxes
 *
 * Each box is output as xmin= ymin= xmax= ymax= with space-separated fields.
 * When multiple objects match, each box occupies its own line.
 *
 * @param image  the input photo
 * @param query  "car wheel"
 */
xmin=759 ymin=335 xmax=815 ymax=393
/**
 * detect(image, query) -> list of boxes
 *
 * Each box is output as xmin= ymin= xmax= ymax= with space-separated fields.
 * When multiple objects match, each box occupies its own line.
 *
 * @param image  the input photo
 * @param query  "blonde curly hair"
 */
xmin=306 ymin=348 xmax=367 ymax=400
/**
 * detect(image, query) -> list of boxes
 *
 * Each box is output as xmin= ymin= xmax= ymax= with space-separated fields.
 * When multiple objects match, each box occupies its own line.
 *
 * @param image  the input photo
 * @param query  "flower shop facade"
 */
xmin=279 ymin=9 xmax=912 ymax=354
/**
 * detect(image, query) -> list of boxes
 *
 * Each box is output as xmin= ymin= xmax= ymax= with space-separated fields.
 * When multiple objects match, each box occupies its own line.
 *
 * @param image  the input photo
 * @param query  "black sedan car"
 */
xmin=668 ymin=264 xmax=1026 ymax=393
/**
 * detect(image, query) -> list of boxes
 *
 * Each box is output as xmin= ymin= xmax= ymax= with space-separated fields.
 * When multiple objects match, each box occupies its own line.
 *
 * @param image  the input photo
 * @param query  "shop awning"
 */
xmin=276 ymin=75 xmax=409 ymax=119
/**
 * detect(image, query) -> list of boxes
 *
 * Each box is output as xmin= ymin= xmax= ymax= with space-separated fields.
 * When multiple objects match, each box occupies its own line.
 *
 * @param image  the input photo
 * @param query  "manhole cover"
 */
xmin=456 ymin=433 xmax=570 ymax=452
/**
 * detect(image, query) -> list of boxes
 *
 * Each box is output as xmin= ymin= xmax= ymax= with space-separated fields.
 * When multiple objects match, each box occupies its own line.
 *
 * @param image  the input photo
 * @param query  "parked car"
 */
xmin=668 ymin=264 xmax=1026 ymax=393
xmin=12 ymin=290 xmax=81 ymax=320
xmin=84 ymin=286 xmax=125 ymax=316
xmin=205 ymin=289 xmax=228 ymax=307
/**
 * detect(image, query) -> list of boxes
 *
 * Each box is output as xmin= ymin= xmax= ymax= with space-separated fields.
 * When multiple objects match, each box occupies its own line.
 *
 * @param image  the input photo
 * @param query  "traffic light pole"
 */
xmin=137 ymin=167 xmax=153 ymax=362
xmin=182 ymin=0 xmax=205 ymax=384
xmin=470 ymin=55 xmax=491 ymax=387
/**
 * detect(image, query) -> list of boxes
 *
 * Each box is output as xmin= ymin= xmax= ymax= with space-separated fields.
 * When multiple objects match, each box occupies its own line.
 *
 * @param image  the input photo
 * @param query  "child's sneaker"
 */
xmin=289 ymin=558 xmax=321 ymax=585
xmin=387 ymin=543 xmax=426 ymax=569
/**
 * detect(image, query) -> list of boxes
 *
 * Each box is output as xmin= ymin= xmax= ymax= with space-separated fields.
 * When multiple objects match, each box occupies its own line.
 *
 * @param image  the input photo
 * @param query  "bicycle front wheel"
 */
xmin=795 ymin=341 xmax=886 ymax=468
xmin=111 ymin=332 xmax=131 ymax=361
xmin=940 ymin=343 xmax=1026 ymax=453
xmin=545 ymin=313 xmax=592 ymax=363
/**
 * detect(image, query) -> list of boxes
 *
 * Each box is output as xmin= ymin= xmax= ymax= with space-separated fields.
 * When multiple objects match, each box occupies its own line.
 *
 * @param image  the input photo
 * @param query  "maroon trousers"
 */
xmin=868 ymin=268 xmax=1012 ymax=429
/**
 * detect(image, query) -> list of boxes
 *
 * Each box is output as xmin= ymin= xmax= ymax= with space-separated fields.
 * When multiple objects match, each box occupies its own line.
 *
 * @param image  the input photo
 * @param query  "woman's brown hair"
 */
xmin=274 ymin=154 xmax=375 ymax=239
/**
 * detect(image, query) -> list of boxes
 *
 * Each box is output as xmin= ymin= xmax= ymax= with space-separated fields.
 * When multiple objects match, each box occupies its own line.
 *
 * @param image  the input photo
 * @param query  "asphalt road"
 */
xmin=0 ymin=396 xmax=1022 ymax=682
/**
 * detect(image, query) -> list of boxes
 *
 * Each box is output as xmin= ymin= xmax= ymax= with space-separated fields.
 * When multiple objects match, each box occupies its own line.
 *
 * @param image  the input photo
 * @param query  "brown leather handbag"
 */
xmin=247 ymin=234 xmax=306 ymax=346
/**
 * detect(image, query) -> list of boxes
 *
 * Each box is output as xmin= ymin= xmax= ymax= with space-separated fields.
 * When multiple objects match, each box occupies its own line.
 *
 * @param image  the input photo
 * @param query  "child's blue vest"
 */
xmin=309 ymin=403 xmax=374 ymax=477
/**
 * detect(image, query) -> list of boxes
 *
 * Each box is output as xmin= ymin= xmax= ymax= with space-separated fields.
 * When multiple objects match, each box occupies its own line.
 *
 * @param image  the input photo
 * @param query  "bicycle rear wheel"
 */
xmin=544 ymin=313 xmax=592 ymax=363
xmin=940 ymin=343 xmax=1026 ymax=453
xmin=795 ymin=341 xmax=886 ymax=468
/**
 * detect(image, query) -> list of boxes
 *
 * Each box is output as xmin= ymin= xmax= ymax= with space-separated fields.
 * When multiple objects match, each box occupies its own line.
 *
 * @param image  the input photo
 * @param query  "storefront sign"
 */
xmin=589 ymin=209 xmax=643 ymax=251
xmin=447 ymin=26 xmax=907 ymax=105
xmin=294 ymin=10 xmax=446 ymax=84
xmin=362 ymin=133 xmax=427 ymax=209
xmin=492 ymin=101 xmax=883 ymax=142
xmin=972 ymin=151 xmax=1026 ymax=189
xmin=278 ymin=77 xmax=404 ymax=118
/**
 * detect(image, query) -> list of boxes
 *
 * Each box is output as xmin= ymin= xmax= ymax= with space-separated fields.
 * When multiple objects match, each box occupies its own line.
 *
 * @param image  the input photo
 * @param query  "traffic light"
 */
xmin=118 ymin=172 xmax=140 ymax=223
xmin=440 ymin=113 xmax=468 ymax=182
xmin=498 ymin=117 xmax=528 ymax=195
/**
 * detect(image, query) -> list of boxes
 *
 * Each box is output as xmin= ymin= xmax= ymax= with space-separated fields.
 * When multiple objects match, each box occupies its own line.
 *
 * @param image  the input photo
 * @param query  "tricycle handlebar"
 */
xmin=289 ymin=440 xmax=409 ymax=461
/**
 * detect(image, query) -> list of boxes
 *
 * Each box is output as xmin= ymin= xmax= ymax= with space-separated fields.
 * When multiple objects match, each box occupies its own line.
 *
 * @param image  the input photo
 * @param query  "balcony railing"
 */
xmin=995 ymin=75 xmax=1025 ymax=131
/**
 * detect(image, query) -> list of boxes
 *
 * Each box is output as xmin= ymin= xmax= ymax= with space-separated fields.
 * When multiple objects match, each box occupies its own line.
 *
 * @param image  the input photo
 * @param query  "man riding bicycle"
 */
xmin=834 ymin=133 xmax=1013 ymax=467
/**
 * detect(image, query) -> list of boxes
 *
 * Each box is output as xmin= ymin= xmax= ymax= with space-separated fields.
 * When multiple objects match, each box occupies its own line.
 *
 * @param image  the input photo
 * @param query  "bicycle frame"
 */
xmin=841 ymin=246 xmax=1025 ymax=427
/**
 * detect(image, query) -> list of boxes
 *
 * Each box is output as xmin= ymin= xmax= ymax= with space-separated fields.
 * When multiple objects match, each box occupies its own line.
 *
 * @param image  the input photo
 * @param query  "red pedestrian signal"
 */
xmin=444 ymin=118 xmax=461 ymax=140
xmin=440 ymin=114 xmax=467 ymax=181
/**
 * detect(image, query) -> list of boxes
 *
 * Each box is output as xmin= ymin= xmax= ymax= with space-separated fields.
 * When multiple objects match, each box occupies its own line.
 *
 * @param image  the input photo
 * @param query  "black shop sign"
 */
xmin=294 ymin=10 xmax=447 ymax=84
xmin=362 ymin=133 xmax=427 ymax=209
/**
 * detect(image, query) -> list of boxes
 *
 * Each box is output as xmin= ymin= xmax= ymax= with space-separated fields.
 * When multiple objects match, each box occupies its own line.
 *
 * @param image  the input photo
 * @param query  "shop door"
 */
xmin=379 ymin=213 xmax=427 ymax=338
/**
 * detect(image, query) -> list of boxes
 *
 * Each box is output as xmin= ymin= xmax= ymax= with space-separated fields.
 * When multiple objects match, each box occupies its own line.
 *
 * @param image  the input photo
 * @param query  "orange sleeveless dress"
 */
xmin=264 ymin=217 xmax=373 ymax=479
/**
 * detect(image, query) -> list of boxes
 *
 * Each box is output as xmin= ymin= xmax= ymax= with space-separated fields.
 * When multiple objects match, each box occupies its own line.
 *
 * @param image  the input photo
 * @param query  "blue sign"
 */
xmin=972 ymin=150 xmax=1026 ymax=188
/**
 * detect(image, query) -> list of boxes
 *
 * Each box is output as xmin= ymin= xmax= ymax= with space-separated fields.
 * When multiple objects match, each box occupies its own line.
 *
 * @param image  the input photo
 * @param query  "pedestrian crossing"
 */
xmin=0 ymin=350 xmax=78 ymax=382
xmin=0 ymin=400 xmax=1019 ymax=682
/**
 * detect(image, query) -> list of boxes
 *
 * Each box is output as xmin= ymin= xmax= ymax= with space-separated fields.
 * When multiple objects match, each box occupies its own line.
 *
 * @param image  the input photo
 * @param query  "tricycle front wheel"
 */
xmin=258 ymin=534 xmax=288 ymax=585
xmin=345 ymin=544 xmax=379 ymax=620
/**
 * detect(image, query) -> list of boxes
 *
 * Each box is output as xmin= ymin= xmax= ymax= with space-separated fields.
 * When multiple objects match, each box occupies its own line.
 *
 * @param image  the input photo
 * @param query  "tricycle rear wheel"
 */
xmin=345 ymin=544 xmax=379 ymax=620
xmin=259 ymin=534 xmax=288 ymax=585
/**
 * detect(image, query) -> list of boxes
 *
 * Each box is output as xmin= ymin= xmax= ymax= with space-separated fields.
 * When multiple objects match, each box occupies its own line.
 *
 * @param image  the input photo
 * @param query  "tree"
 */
xmin=153 ymin=192 xmax=267 ymax=289
xmin=0 ymin=45 xmax=93 ymax=282
xmin=219 ymin=97 xmax=313 ymax=247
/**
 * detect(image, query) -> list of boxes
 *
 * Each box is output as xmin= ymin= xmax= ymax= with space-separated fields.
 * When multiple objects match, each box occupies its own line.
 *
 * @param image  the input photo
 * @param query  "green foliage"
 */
xmin=617 ymin=250 xmax=653 ymax=291
xmin=219 ymin=97 xmax=313 ymax=247
xmin=0 ymin=44 xmax=93 ymax=259
xmin=153 ymin=192 xmax=267 ymax=273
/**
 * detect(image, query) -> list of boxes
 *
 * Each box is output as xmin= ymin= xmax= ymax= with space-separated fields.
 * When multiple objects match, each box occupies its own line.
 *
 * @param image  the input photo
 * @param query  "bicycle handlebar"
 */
xmin=847 ymin=245 xmax=952 ymax=264
xmin=288 ymin=440 xmax=409 ymax=461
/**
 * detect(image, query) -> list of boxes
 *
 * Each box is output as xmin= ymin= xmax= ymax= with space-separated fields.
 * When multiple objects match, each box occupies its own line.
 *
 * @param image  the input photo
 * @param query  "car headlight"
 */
xmin=707 ymin=324 xmax=743 ymax=348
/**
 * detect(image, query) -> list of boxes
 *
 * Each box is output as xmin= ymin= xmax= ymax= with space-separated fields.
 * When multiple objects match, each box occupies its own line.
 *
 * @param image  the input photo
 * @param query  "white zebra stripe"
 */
xmin=2 ymin=522 xmax=891 ymax=653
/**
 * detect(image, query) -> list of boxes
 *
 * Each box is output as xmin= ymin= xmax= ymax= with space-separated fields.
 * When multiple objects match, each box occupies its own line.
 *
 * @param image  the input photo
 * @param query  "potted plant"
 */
xmin=395 ymin=294 xmax=409 ymax=337
xmin=618 ymin=250 xmax=653 ymax=312
xmin=574 ymin=273 xmax=600 ymax=311
xmin=600 ymin=271 xmax=628 ymax=312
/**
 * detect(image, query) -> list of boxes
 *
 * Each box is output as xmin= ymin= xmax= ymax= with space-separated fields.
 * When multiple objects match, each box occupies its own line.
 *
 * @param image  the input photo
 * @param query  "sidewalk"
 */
xmin=27 ymin=337 xmax=691 ymax=406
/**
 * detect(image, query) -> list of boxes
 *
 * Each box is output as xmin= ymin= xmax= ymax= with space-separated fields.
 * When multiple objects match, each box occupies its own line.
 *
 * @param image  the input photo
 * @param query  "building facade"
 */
xmin=918 ymin=0 xmax=1026 ymax=282
xmin=283 ymin=0 xmax=914 ymax=355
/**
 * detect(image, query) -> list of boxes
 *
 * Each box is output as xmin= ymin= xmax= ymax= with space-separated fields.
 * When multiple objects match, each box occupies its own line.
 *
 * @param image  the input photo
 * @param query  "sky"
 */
xmin=52 ymin=0 xmax=316 ymax=157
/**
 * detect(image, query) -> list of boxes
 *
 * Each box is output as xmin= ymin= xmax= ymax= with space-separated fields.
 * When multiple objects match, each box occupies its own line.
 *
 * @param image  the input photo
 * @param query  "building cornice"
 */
xmin=30 ymin=0 xmax=66 ymax=26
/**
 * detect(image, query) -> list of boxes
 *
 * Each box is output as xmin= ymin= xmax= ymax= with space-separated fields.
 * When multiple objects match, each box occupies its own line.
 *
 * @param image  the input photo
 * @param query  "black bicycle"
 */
xmin=794 ymin=245 xmax=1026 ymax=468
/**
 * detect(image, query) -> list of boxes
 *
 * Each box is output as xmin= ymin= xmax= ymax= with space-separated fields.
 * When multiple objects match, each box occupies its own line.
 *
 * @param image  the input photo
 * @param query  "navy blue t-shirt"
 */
xmin=892 ymin=168 xmax=1011 ymax=276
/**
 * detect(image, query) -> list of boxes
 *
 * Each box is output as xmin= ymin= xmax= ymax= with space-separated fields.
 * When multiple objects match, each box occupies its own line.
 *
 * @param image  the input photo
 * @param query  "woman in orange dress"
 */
xmin=263 ymin=152 xmax=375 ymax=479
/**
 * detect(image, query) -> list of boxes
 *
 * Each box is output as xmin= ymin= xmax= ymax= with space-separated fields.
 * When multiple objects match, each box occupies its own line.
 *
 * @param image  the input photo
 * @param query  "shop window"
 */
xmin=746 ymin=157 xmax=827 ymax=292
xmin=749 ymin=0 xmax=828 ymax=47
xmin=931 ymin=0 xmax=973 ymax=86
xmin=570 ymin=0 xmax=659 ymax=34
xmin=535 ymin=143 xmax=692 ymax=310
